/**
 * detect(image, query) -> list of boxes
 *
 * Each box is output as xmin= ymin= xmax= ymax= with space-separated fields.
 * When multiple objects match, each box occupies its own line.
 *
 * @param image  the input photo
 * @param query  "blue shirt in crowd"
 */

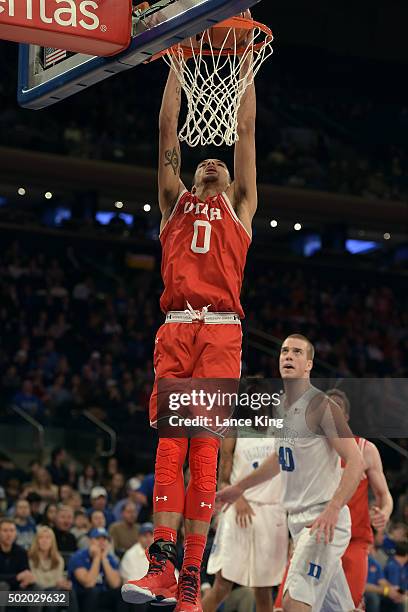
xmin=68 ymin=548 xmax=119 ymax=592
xmin=367 ymin=555 xmax=384 ymax=585
xmin=384 ymin=557 xmax=408 ymax=591
xmin=113 ymin=473 xmax=154 ymax=521
xmin=86 ymin=507 xmax=115 ymax=528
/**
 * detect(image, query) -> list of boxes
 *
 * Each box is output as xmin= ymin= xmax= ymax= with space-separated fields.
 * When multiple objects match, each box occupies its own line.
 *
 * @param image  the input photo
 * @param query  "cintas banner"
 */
xmin=0 ymin=0 xmax=132 ymax=56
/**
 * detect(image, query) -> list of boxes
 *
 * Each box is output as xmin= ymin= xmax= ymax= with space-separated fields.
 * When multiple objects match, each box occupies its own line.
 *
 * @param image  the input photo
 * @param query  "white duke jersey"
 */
xmin=274 ymin=386 xmax=341 ymax=514
xmin=231 ymin=437 xmax=281 ymax=504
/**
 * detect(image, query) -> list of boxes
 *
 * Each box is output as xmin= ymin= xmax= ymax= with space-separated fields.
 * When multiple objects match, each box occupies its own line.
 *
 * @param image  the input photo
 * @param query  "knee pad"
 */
xmin=155 ymin=438 xmax=188 ymax=485
xmin=154 ymin=438 xmax=188 ymax=514
xmin=188 ymin=437 xmax=219 ymax=493
xmin=184 ymin=437 xmax=219 ymax=522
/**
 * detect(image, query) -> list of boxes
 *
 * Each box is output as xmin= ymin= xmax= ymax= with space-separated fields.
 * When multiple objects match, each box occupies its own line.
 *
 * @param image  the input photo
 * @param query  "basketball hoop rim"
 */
xmin=147 ymin=17 xmax=273 ymax=62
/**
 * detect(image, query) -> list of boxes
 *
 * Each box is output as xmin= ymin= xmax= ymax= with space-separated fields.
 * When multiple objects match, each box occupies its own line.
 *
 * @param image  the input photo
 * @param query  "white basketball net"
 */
xmin=164 ymin=21 xmax=273 ymax=147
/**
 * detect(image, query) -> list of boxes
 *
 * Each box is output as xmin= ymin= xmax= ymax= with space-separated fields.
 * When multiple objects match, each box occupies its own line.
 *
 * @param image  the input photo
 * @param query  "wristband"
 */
xmin=383 ymin=586 xmax=390 ymax=597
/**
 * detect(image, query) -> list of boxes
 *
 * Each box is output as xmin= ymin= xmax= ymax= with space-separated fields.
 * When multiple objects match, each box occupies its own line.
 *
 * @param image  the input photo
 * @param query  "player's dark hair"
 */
xmin=395 ymin=541 xmax=408 ymax=557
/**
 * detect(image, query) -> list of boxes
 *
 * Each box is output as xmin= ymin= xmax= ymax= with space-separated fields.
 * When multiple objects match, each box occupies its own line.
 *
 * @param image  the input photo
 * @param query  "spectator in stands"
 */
xmin=68 ymin=527 xmax=121 ymax=612
xmin=28 ymin=526 xmax=72 ymax=591
xmin=77 ymin=510 xmax=107 ymax=552
xmin=42 ymin=503 xmax=58 ymax=528
xmin=104 ymin=457 xmax=119 ymax=482
xmin=77 ymin=464 xmax=97 ymax=503
xmin=0 ymin=518 xmax=35 ymax=592
xmin=380 ymin=522 xmax=408 ymax=556
xmin=109 ymin=502 xmax=139 ymax=556
xmin=53 ymin=505 xmax=77 ymax=553
xmin=71 ymin=511 xmax=90 ymax=550
xmin=12 ymin=380 xmax=44 ymax=420
xmin=0 ymin=486 xmax=7 ymax=515
xmin=23 ymin=466 xmax=58 ymax=508
xmin=107 ymin=472 xmax=126 ymax=506
xmin=3 ymin=479 xmax=25 ymax=513
xmin=67 ymin=461 xmax=79 ymax=490
xmin=113 ymin=478 xmax=140 ymax=522
xmin=365 ymin=543 xmax=403 ymax=611
xmin=60 ymin=484 xmax=74 ymax=504
xmin=47 ymin=447 xmax=69 ymax=486
xmin=396 ymin=494 xmax=408 ymax=524
xmin=26 ymin=492 xmax=43 ymax=524
xmin=14 ymin=499 xmax=37 ymax=550
xmin=113 ymin=473 xmax=155 ymax=523
xmin=88 ymin=487 xmax=115 ymax=527
xmin=66 ymin=492 xmax=84 ymax=514
xmin=382 ymin=541 xmax=408 ymax=611
xmin=47 ymin=375 xmax=72 ymax=412
xmin=89 ymin=510 xmax=106 ymax=531
xmin=132 ymin=473 xmax=154 ymax=523
xmin=119 ymin=522 xmax=153 ymax=583
xmin=27 ymin=460 xmax=41 ymax=484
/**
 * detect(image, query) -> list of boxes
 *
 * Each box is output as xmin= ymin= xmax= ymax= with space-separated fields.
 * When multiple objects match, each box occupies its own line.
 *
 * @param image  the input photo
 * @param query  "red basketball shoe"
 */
xmin=175 ymin=566 xmax=202 ymax=612
xmin=121 ymin=540 xmax=178 ymax=606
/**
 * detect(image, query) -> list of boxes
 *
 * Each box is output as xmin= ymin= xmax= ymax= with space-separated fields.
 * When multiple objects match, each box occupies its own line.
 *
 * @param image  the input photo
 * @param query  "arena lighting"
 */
xmin=294 ymin=223 xmax=302 ymax=231
xmin=17 ymin=187 xmax=26 ymax=196
xmin=115 ymin=201 xmax=124 ymax=209
xmin=143 ymin=204 xmax=151 ymax=212
xmin=384 ymin=233 xmax=391 ymax=240
xmin=44 ymin=191 xmax=53 ymax=200
xmin=270 ymin=219 xmax=278 ymax=228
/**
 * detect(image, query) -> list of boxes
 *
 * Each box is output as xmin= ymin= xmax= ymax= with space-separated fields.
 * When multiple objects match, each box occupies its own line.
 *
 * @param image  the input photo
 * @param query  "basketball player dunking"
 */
xmin=273 ymin=389 xmax=393 ymax=610
xmin=217 ymin=334 xmax=365 ymax=612
xmin=122 ymin=64 xmax=257 ymax=612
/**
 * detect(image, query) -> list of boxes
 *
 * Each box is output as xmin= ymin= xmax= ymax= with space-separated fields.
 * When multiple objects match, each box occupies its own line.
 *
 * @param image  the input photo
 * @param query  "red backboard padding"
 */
xmin=0 ymin=0 xmax=132 ymax=56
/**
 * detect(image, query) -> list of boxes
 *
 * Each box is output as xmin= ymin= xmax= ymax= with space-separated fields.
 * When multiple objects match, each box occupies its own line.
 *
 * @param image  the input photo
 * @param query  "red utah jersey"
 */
xmin=159 ymin=189 xmax=251 ymax=317
xmin=341 ymin=437 xmax=374 ymax=544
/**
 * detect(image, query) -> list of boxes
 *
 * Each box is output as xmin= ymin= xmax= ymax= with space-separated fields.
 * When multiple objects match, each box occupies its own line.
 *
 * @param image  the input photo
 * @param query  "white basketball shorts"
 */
xmin=284 ymin=504 xmax=355 ymax=611
xmin=207 ymin=501 xmax=288 ymax=587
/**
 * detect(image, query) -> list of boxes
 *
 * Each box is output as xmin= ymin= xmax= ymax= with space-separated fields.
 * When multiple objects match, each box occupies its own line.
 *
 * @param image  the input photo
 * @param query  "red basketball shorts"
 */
xmin=149 ymin=312 xmax=242 ymax=428
xmin=342 ymin=539 xmax=369 ymax=608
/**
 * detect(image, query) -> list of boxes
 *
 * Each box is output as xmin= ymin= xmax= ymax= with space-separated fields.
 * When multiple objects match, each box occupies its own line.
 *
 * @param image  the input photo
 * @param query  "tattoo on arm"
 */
xmin=164 ymin=147 xmax=180 ymax=176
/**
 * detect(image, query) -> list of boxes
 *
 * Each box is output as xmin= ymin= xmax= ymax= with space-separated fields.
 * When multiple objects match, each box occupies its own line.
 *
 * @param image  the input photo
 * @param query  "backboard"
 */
xmin=18 ymin=0 xmax=262 ymax=109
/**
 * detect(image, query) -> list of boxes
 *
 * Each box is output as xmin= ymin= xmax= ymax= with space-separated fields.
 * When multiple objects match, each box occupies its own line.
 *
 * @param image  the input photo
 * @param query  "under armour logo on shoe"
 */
xmin=200 ymin=502 xmax=212 ymax=508
xmin=155 ymin=495 xmax=168 ymax=501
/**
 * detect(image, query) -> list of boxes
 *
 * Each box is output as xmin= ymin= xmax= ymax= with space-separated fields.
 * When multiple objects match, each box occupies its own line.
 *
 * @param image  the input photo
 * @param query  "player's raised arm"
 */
xmin=158 ymin=68 xmax=185 ymax=216
xmin=364 ymin=441 xmax=393 ymax=530
xmin=231 ymin=65 xmax=257 ymax=235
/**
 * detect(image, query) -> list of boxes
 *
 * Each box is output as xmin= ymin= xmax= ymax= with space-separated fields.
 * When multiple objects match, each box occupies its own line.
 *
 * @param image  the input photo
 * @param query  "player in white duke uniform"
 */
xmin=203 ymin=435 xmax=287 ymax=612
xmin=217 ymin=334 xmax=364 ymax=612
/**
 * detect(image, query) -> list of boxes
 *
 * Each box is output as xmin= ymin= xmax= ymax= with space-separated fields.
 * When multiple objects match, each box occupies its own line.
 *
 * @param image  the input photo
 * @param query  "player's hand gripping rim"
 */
xmin=308 ymin=502 xmax=341 ymax=544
